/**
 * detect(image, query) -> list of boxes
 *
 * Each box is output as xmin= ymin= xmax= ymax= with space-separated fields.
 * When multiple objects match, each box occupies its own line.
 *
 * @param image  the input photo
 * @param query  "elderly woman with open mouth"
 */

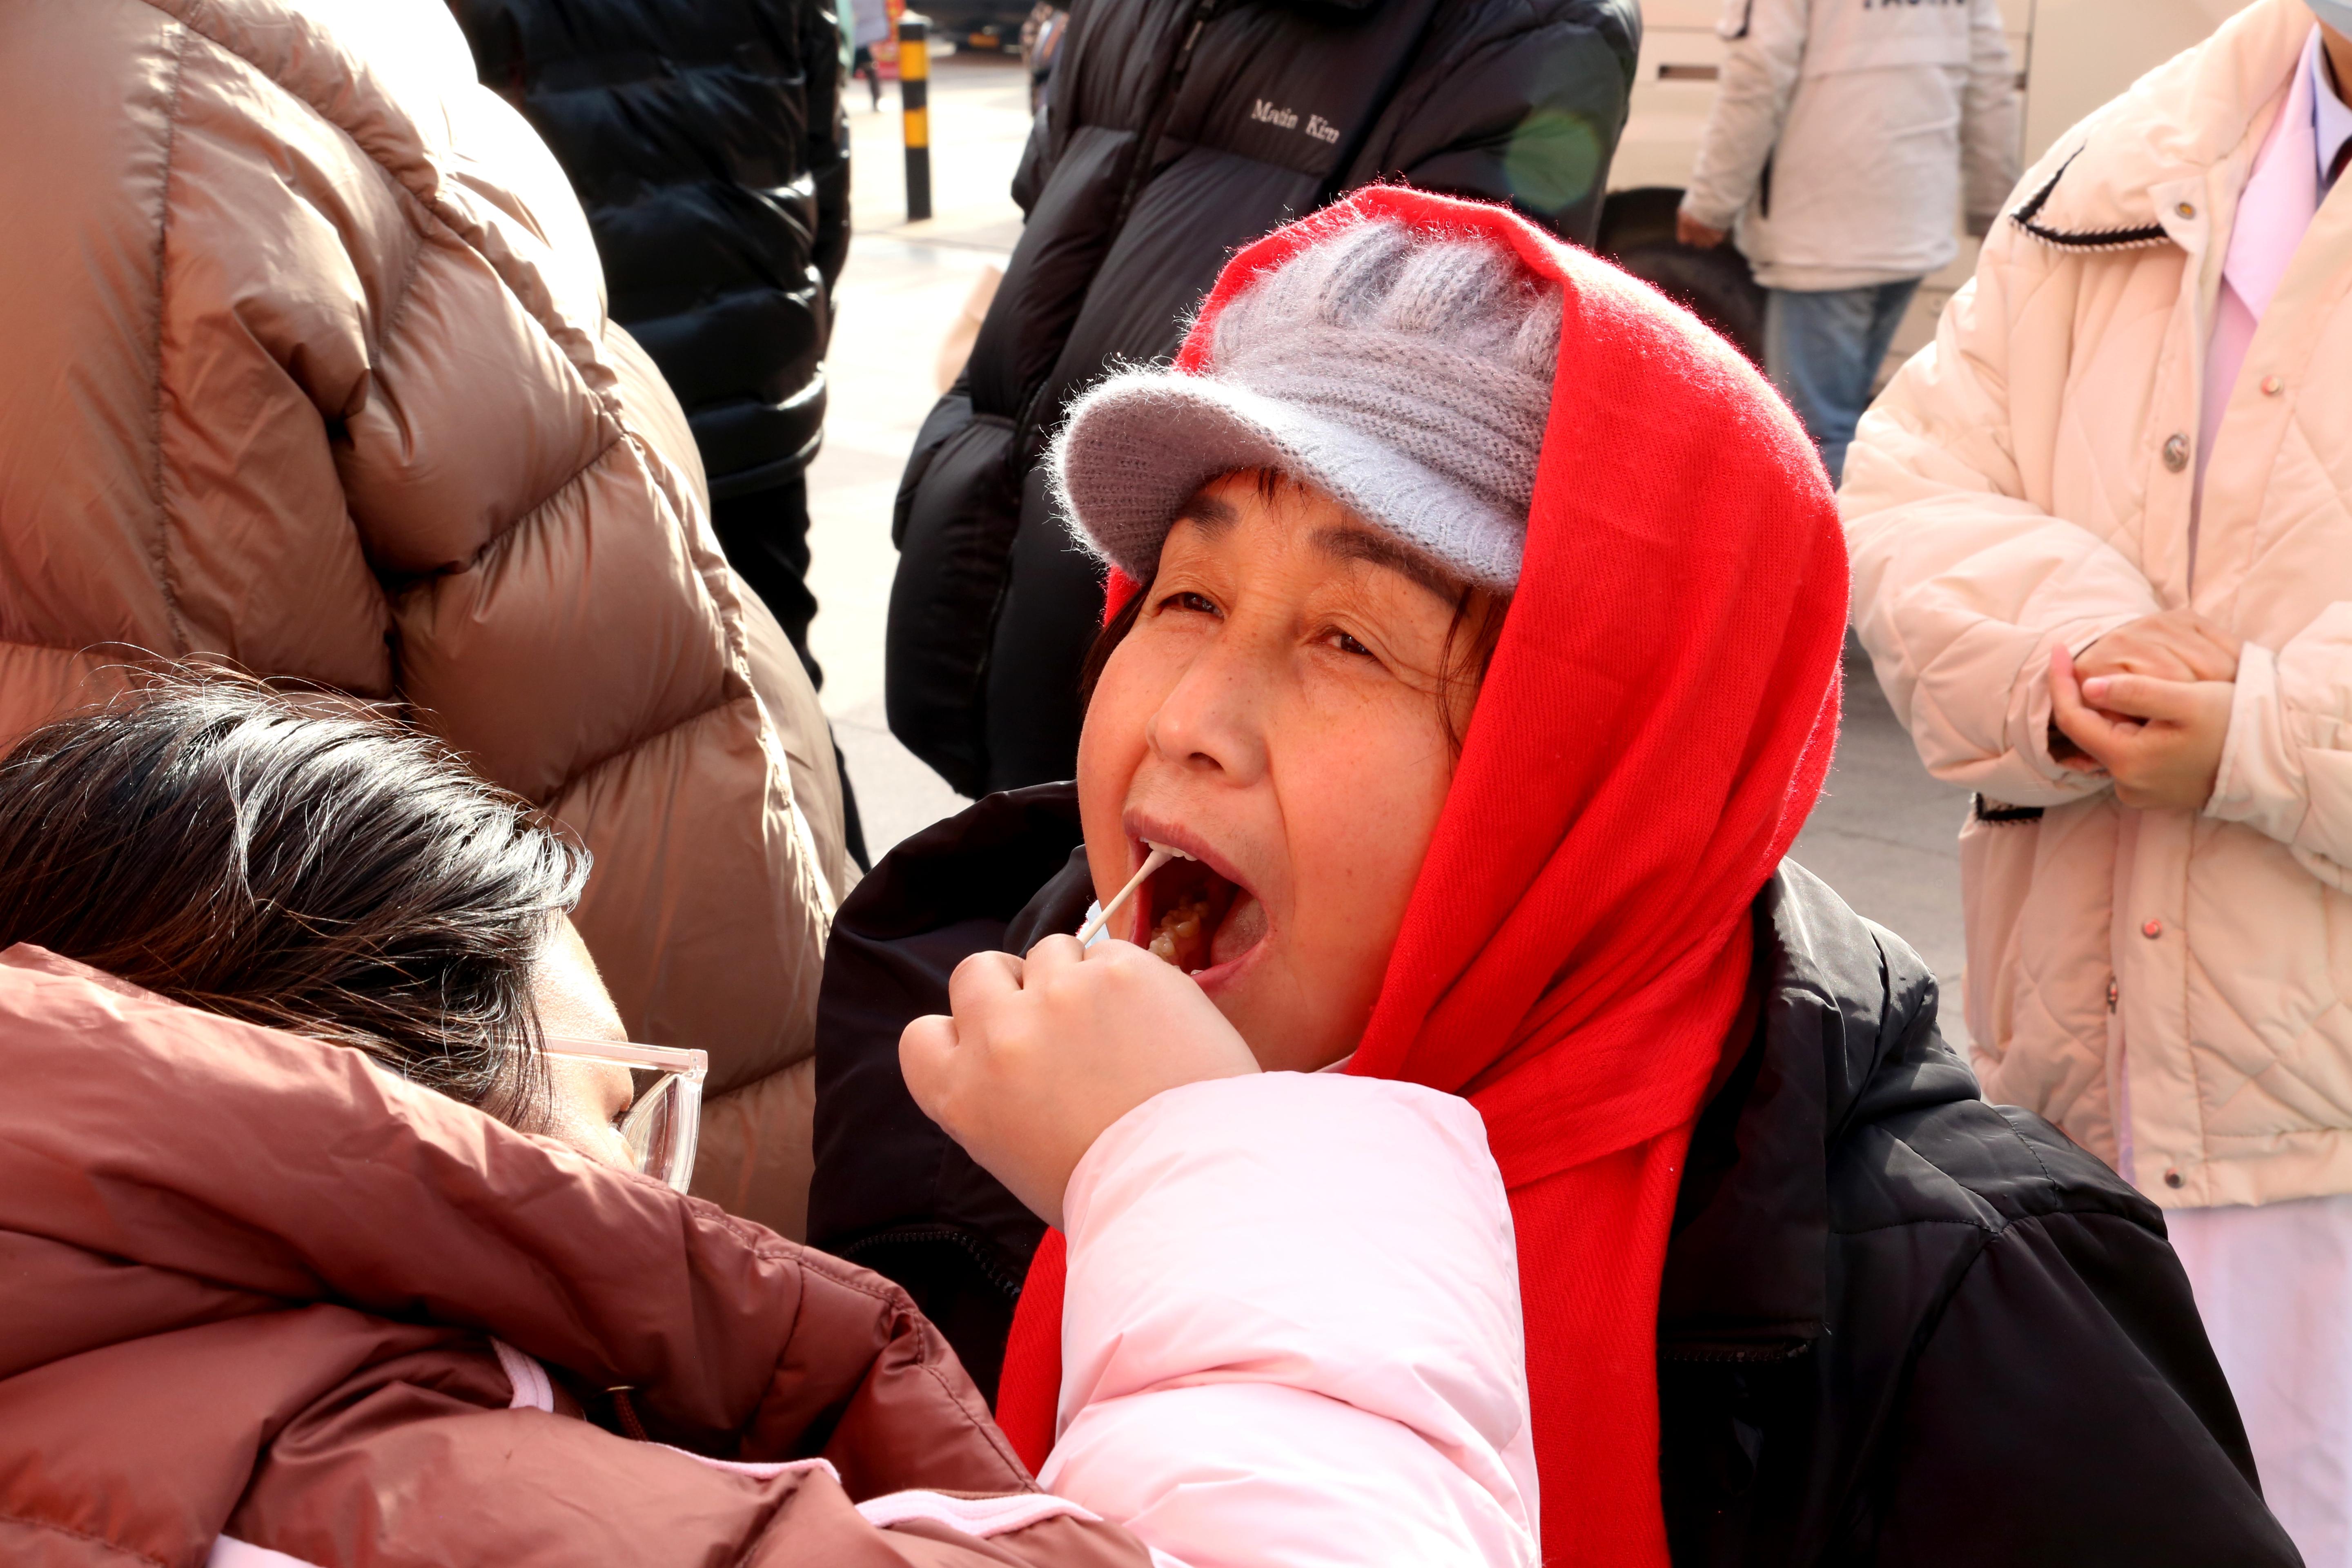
xmin=812 ymin=188 xmax=2304 ymax=1566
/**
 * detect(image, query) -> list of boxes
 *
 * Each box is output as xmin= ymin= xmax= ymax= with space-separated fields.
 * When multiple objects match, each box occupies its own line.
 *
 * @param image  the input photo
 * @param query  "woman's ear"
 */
xmin=530 ymin=917 xmax=627 ymax=1043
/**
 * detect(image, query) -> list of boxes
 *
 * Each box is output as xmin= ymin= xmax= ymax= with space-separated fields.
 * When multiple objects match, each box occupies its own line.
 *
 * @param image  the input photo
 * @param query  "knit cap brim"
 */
xmin=1051 ymin=369 xmax=1524 ymax=591
xmin=1048 ymin=217 xmax=1562 ymax=594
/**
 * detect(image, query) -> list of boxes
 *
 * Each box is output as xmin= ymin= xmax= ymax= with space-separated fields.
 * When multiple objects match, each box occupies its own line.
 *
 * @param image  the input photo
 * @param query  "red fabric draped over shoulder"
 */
xmin=998 ymin=187 xmax=1846 ymax=1565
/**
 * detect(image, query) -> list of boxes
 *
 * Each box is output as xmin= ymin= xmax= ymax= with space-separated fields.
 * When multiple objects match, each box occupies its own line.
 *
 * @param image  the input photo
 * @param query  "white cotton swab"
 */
xmin=1074 ymin=840 xmax=1194 ymax=946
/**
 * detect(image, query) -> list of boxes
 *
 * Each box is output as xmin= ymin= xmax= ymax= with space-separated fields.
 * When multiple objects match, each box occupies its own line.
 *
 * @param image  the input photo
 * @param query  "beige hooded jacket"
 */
xmin=0 ymin=0 xmax=852 ymax=1235
xmin=1844 ymin=0 xmax=2352 ymax=1208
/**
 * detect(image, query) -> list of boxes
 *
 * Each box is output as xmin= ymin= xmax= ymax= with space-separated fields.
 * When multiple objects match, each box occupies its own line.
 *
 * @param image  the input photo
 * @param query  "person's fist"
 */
xmin=2075 ymin=608 xmax=2242 ymax=686
xmin=2051 ymin=610 xmax=2242 ymax=769
xmin=1676 ymin=210 xmax=1728 ymax=249
xmin=2051 ymin=644 xmax=2234 ymax=811
xmin=900 ymin=935 xmax=1259 ymax=1229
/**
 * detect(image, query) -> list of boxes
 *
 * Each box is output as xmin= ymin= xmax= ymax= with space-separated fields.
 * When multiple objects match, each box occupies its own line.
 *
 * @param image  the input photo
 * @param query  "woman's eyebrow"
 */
xmin=1312 ymin=526 xmax=1456 ymax=602
xmin=1174 ymin=494 xmax=1240 ymax=534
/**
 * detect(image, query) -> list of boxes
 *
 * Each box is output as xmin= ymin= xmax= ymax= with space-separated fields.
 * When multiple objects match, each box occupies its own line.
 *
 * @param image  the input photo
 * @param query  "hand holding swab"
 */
xmin=1075 ymin=840 xmax=1191 ymax=945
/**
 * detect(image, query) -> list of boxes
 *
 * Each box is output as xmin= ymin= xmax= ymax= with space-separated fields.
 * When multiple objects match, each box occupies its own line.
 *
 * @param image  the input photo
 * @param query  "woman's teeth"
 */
xmin=1148 ymin=893 xmax=1214 ymax=970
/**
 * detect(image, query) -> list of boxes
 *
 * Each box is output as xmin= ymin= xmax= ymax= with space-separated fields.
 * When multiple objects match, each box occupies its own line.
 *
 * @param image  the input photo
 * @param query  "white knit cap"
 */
xmin=1048 ymin=217 xmax=1562 ymax=591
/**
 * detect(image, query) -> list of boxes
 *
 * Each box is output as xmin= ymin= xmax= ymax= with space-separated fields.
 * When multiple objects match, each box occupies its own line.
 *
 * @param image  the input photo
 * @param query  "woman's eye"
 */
xmin=1328 ymin=630 xmax=1376 ymax=659
xmin=1158 ymin=590 xmax=1219 ymax=617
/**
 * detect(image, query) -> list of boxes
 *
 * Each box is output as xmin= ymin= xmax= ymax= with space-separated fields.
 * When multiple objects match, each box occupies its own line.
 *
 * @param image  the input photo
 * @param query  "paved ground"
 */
xmin=804 ymin=50 xmax=1979 ymax=1040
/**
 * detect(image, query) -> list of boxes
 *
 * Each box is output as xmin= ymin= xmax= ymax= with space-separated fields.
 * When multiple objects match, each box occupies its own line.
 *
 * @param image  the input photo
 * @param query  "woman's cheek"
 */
xmin=1075 ymin=642 xmax=1160 ymax=899
xmin=1284 ymin=695 xmax=1456 ymax=1015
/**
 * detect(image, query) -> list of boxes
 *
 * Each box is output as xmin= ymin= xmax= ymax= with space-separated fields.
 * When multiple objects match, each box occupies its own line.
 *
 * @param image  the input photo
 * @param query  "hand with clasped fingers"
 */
xmin=2049 ymin=609 xmax=2245 ymax=811
xmin=901 ymin=934 xmax=1260 ymax=1230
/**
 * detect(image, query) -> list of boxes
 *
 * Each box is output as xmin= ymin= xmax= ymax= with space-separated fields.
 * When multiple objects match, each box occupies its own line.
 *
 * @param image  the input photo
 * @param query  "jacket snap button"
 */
xmin=2162 ymin=433 xmax=2190 ymax=472
xmin=2262 ymin=374 xmax=2284 ymax=395
xmin=2176 ymin=200 xmax=2197 ymax=219
xmin=2143 ymin=918 xmax=2163 ymax=938
xmin=2165 ymin=1169 xmax=2185 ymax=1188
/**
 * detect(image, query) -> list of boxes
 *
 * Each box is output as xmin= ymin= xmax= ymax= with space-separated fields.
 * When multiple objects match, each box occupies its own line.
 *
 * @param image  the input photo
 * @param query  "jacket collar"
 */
xmin=2009 ymin=0 xmax=2310 ymax=252
xmin=1656 ymin=864 xmax=1974 ymax=1359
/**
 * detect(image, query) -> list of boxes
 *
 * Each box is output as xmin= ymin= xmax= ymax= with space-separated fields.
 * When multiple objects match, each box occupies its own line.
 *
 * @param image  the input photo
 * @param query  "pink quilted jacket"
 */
xmin=1846 ymin=0 xmax=2352 ymax=1207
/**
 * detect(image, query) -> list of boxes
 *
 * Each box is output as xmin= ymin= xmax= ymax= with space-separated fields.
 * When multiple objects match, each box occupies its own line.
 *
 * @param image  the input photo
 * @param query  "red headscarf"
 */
xmin=996 ymin=187 xmax=1846 ymax=1564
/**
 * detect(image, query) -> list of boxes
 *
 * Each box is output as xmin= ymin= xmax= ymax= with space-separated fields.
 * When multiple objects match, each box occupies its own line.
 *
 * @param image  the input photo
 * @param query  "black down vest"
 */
xmin=454 ymin=0 xmax=849 ymax=501
xmin=884 ymin=0 xmax=1640 ymax=795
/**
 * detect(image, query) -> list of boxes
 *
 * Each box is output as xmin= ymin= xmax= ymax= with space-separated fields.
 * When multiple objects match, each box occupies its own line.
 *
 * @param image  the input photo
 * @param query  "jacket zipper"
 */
xmin=1016 ymin=0 xmax=1217 ymax=448
xmin=1112 ymin=0 xmax=1217 ymax=237
xmin=1657 ymin=1337 xmax=1816 ymax=1365
xmin=840 ymin=1222 xmax=1031 ymax=1298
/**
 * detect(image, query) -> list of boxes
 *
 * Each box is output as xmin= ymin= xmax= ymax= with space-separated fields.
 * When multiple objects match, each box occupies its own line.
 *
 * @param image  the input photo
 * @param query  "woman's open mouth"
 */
xmin=1134 ymin=842 xmax=1268 ymax=976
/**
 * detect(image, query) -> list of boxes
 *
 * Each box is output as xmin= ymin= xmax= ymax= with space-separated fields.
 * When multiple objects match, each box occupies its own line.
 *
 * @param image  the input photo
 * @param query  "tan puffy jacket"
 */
xmin=1845 ymin=0 xmax=2352 ymax=1209
xmin=0 ymin=0 xmax=852 ymax=1235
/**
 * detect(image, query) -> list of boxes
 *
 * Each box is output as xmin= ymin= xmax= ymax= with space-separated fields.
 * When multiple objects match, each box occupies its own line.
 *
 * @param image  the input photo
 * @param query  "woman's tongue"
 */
xmin=1208 ymin=889 xmax=1266 ymax=967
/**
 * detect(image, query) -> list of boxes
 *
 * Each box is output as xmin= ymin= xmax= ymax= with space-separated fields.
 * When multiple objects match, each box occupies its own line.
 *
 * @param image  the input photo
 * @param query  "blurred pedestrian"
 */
xmin=852 ymin=0 xmax=889 ymax=109
xmin=1846 ymin=3 xmax=2352 ymax=1559
xmin=1677 ymin=0 xmax=2019 ymax=482
xmin=886 ymin=0 xmax=1641 ymax=797
xmin=0 ymin=0 xmax=850 ymax=1240
xmin=1019 ymin=2 xmax=1067 ymax=111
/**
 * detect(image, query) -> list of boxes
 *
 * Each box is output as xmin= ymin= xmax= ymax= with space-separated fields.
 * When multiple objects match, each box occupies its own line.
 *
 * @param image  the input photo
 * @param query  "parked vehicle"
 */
xmin=923 ymin=0 xmax=1033 ymax=52
xmin=1601 ymin=0 xmax=2254 ymax=364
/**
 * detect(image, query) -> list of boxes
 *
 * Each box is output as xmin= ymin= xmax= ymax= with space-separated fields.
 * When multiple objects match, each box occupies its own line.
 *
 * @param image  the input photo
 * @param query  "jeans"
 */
xmin=1763 ymin=278 xmax=1921 ymax=486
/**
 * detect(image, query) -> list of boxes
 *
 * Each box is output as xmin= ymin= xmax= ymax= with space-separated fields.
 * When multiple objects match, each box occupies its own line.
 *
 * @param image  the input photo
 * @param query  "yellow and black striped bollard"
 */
xmin=900 ymin=13 xmax=932 ymax=222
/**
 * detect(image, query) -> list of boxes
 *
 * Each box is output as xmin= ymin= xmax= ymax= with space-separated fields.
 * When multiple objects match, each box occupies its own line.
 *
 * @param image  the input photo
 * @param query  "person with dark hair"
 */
xmin=884 ymin=0 xmax=1643 ymax=797
xmin=0 ymin=677 xmax=1550 ymax=1568
xmin=0 ymin=682 xmax=588 ymax=1112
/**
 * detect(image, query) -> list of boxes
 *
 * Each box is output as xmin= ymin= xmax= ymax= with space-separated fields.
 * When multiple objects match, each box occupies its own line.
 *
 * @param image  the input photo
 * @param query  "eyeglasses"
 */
xmin=542 ymin=1036 xmax=707 ymax=1194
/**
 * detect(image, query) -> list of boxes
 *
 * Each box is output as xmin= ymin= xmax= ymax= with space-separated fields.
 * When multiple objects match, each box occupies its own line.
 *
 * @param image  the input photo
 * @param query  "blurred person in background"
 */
xmin=1845 ymin=2 xmax=2352 ymax=1559
xmin=452 ymin=0 xmax=867 ymax=864
xmin=0 ymin=0 xmax=850 ymax=1240
xmin=1020 ymin=3 xmax=1069 ymax=111
xmin=885 ymin=0 xmax=1642 ymax=797
xmin=1676 ymin=0 xmax=2019 ymax=483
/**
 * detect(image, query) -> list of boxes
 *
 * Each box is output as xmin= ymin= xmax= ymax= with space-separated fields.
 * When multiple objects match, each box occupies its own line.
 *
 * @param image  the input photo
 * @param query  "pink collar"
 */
xmin=2223 ymin=27 xmax=2326 ymax=325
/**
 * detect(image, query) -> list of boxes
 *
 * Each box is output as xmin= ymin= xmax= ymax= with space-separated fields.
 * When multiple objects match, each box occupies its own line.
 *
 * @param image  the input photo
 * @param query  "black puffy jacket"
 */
xmin=884 ymin=0 xmax=1640 ymax=796
xmin=811 ymin=786 xmax=2302 ymax=1565
xmin=454 ymin=0 xmax=849 ymax=501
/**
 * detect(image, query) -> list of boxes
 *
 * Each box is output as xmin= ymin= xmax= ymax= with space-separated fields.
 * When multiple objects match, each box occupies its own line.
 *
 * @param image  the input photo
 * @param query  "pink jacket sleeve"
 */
xmin=1038 ymin=1074 xmax=1540 ymax=1568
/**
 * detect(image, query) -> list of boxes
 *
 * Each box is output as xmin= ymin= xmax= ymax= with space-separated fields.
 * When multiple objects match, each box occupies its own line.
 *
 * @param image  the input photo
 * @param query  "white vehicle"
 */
xmin=1596 ymin=0 xmax=2256 ymax=365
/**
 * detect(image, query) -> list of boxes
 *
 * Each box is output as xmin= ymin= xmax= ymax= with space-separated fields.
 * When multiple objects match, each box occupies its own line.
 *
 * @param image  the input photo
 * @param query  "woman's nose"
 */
xmin=1145 ymin=636 xmax=1269 ymax=782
